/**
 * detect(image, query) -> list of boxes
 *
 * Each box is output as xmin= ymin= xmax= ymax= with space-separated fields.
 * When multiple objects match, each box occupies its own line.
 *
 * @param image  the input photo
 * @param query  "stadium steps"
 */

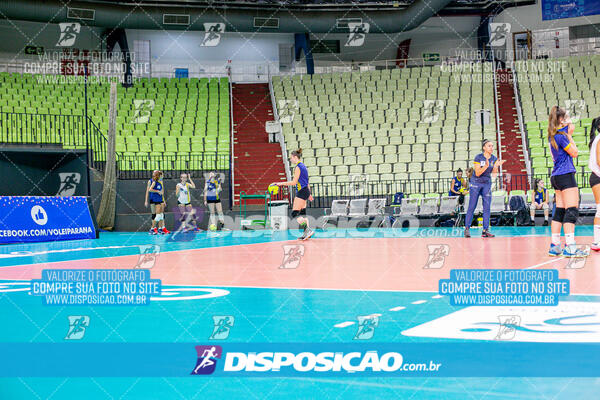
xmin=496 ymin=68 xmax=528 ymax=190
xmin=231 ymin=83 xmax=286 ymax=205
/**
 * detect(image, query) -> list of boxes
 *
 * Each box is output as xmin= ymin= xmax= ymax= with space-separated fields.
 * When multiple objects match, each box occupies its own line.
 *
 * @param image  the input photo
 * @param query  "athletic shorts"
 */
xmin=550 ymin=173 xmax=577 ymax=191
xmin=150 ymin=200 xmax=163 ymax=205
xmin=590 ymin=172 xmax=600 ymax=188
xmin=206 ymin=199 xmax=221 ymax=204
xmin=178 ymin=201 xmax=191 ymax=206
xmin=296 ymin=186 xmax=311 ymax=201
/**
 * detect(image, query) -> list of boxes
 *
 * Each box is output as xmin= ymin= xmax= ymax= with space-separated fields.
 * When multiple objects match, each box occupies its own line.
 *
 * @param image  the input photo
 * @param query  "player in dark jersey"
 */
xmin=529 ymin=178 xmax=549 ymax=226
xmin=273 ymin=148 xmax=314 ymax=240
xmin=448 ymin=168 xmax=467 ymax=205
xmin=547 ymin=106 xmax=586 ymax=257
xmin=464 ymin=140 xmax=505 ymax=238
xmin=147 ymin=170 xmax=170 ymax=235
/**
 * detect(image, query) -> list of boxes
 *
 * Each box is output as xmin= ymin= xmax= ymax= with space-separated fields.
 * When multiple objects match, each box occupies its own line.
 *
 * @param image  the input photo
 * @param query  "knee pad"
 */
xmin=151 ymin=214 xmax=156 ymax=221
xmin=553 ymin=207 xmax=565 ymax=223
xmin=291 ymin=210 xmax=300 ymax=218
xmin=596 ymin=205 xmax=600 ymax=218
xmin=564 ymin=207 xmax=579 ymax=224
xmin=155 ymin=213 xmax=164 ymax=222
xmin=300 ymin=208 xmax=306 ymax=216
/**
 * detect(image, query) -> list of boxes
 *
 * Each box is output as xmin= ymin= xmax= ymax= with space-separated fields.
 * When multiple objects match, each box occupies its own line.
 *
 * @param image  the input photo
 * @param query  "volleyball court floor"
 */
xmin=1 ymin=226 xmax=600 ymax=399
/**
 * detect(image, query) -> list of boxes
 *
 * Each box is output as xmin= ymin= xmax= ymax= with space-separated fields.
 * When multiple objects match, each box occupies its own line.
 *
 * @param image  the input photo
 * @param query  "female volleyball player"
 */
xmin=204 ymin=172 xmax=225 ymax=230
xmin=148 ymin=170 xmax=170 ymax=234
xmin=273 ymin=149 xmax=314 ymax=240
xmin=176 ymin=173 xmax=199 ymax=231
xmin=547 ymin=106 xmax=586 ymax=257
xmin=449 ymin=168 xmax=467 ymax=205
xmin=529 ymin=178 xmax=549 ymax=226
xmin=588 ymin=117 xmax=600 ymax=251
xmin=464 ymin=140 xmax=505 ymax=238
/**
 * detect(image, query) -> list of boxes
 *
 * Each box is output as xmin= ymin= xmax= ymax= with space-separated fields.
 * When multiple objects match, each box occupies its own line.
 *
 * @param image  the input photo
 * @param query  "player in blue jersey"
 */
xmin=448 ymin=168 xmax=467 ymax=205
xmin=529 ymin=178 xmax=549 ymax=226
xmin=147 ymin=170 xmax=170 ymax=235
xmin=547 ymin=106 xmax=587 ymax=257
xmin=588 ymin=117 xmax=600 ymax=251
xmin=273 ymin=148 xmax=314 ymax=240
xmin=464 ymin=140 xmax=505 ymax=238
xmin=204 ymin=172 xmax=225 ymax=231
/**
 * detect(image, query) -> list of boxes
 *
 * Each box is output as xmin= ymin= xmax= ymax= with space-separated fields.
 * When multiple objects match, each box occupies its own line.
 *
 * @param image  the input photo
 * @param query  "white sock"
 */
xmin=594 ymin=225 xmax=600 ymax=243
xmin=544 ymin=215 xmax=548 ymax=221
xmin=565 ymin=232 xmax=575 ymax=246
xmin=551 ymin=233 xmax=561 ymax=246
xmin=531 ymin=215 xmax=535 ymax=222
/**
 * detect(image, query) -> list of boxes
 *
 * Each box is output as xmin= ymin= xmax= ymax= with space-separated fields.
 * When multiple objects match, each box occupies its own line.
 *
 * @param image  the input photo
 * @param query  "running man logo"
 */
xmin=495 ymin=315 xmax=520 ymax=341
xmin=65 ymin=315 xmax=90 ymax=340
xmin=354 ymin=315 xmax=379 ymax=340
xmin=210 ymin=316 xmax=234 ymax=340
xmin=345 ymin=22 xmax=370 ymax=47
xmin=201 ymin=23 xmax=225 ymax=47
xmin=422 ymin=100 xmax=444 ymax=123
xmin=565 ymin=100 xmax=585 ymax=123
xmin=132 ymin=100 xmax=155 ymax=123
xmin=56 ymin=172 xmax=81 ymax=197
xmin=56 ymin=22 xmax=81 ymax=47
xmin=564 ymin=250 xmax=589 ymax=269
xmin=348 ymin=174 xmax=368 ymax=196
xmin=135 ymin=244 xmax=160 ymax=269
xmin=278 ymin=100 xmax=298 ymax=124
xmin=424 ymin=244 xmax=450 ymax=269
xmin=489 ymin=23 xmax=511 ymax=46
xmin=191 ymin=345 xmax=222 ymax=375
xmin=280 ymin=244 xmax=305 ymax=269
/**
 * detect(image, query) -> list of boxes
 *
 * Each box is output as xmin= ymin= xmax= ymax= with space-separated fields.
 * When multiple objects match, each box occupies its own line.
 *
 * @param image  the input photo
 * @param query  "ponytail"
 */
xmin=291 ymin=148 xmax=303 ymax=159
xmin=548 ymin=106 xmax=566 ymax=150
xmin=589 ymin=117 xmax=600 ymax=149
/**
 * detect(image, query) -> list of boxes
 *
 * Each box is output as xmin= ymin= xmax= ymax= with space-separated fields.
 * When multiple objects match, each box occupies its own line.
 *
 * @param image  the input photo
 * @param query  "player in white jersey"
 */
xmin=588 ymin=117 xmax=600 ymax=251
xmin=175 ymin=173 xmax=199 ymax=232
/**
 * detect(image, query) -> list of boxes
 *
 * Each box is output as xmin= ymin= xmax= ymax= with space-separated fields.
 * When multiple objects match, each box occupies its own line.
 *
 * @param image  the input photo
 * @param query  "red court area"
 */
xmin=2 ymin=237 xmax=599 ymax=295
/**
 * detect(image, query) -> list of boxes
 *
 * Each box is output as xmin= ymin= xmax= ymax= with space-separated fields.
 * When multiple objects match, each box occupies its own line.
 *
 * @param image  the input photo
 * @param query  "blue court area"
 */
xmin=0 ymin=227 xmax=599 ymax=399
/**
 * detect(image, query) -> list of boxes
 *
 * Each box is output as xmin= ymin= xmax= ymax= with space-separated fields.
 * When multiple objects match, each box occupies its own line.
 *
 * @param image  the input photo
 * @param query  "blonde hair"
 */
xmin=548 ymin=106 xmax=566 ymax=150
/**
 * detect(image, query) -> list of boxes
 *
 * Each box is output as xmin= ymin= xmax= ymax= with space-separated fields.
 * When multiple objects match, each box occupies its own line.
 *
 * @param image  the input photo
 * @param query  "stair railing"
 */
xmin=269 ymin=75 xmax=292 ymax=182
xmin=511 ymin=65 xmax=532 ymax=180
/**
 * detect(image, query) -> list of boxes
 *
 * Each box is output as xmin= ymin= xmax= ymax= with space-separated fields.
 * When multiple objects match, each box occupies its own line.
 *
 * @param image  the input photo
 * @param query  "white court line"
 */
xmin=389 ymin=306 xmax=405 ymax=312
xmin=411 ymin=300 xmax=427 ymax=305
xmin=334 ymin=321 xmax=355 ymax=328
xmin=525 ymin=257 xmax=564 ymax=269
xmin=431 ymin=294 xmax=443 ymax=299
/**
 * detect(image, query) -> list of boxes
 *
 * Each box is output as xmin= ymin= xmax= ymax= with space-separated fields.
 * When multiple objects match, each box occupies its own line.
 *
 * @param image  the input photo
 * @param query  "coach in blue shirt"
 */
xmin=464 ymin=140 xmax=505 ymax=238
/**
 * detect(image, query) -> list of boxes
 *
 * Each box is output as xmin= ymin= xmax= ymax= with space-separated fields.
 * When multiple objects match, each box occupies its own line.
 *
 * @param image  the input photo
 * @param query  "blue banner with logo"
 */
xmin=542 ymin=0 xmax=600 ymax=20
xmin=0 ymin=196 xmax=96 ymax=244
xmin=0 ymin=343 xmax=600 ymax=377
